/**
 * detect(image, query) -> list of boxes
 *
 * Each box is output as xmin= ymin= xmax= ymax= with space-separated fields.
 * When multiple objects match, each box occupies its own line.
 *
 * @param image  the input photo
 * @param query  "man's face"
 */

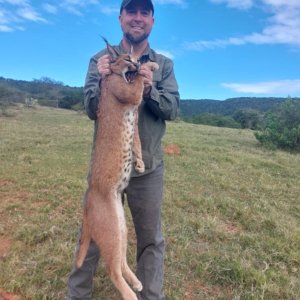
xmin=119 ymin=4 xmax=154 ymax=45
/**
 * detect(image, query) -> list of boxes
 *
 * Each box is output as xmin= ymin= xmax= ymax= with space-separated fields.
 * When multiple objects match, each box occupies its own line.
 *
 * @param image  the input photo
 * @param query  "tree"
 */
xmin=254 ymin=99 xmax=300 ymax=151
xmin=33 ymin=76 xmax=64 ymax=86
xmin=59 ymin=89 xmax=83 ymax=109
xmin=0 ymin=85 xmax=10 ymax=101
xmin=233 ymin=109 xmax=262 ymax=130
xmin=183 ymin=112 xmax=241 ymax=129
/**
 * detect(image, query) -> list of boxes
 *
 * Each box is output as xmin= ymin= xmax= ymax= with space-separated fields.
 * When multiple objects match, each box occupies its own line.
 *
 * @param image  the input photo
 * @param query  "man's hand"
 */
xmin=139 ymin=64 xmax=154 ymax=97
xmin=97 ymin=54 xmax=111 ymax=77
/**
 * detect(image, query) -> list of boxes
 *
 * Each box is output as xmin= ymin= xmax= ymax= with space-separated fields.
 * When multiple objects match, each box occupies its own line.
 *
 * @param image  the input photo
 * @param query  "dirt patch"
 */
xmin=0 ymin=237 xmax=12 ymax=258
xmin=164 ymin=144 xmax=181 ymax=155
xmin=0 ymin=179 xmax=14 ymax=188
xmin=1 ymin=191 xmax=31 ymax=204
xmin=0 ymin=188 xmax=32 ymax=233
xmin=0 ymin=178 xmax=31 ymax=205
xmin=184 ymin=280 xmax=232 ymax=299
xmin=184 ymin=280 xmax=217 ymax=299
xmin=0 ymin=289 xmax=20 ymax=300
xmin=219 ymin=220 xmax=241 ymax=234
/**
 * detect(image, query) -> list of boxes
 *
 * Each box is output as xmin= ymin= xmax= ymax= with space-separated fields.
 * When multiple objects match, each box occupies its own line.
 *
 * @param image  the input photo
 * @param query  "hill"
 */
xmin=0 ymin=76 xmax=83 ymax=109
xmin=179 ymin=97 xmax=294 ymax=117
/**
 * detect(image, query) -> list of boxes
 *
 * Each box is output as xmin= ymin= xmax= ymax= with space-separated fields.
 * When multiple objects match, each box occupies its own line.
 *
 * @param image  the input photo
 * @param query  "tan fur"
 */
xmin=75 ymin=42 xmax=159 ymax=300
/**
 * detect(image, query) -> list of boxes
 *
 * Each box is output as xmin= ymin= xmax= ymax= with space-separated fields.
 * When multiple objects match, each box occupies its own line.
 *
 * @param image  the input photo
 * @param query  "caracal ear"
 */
xmin=128 ymin=44 xmax=133 ymax=56
xmin=128 ymin=44 xmax=138 ymax=63
xmin=101 ymin=36 xmax=119 ymax=61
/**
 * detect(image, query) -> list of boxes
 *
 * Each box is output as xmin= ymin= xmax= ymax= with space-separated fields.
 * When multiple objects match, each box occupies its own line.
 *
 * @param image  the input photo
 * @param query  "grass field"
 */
xmin=0 ymin=105 xmax=299 ymax=299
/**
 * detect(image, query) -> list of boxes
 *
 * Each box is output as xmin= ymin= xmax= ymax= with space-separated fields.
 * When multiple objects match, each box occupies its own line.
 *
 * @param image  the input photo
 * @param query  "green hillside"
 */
xmin=0 ymin=105 xmax=299 ymax=299
xmin=179 ymin=97 xmax=292 ymax=117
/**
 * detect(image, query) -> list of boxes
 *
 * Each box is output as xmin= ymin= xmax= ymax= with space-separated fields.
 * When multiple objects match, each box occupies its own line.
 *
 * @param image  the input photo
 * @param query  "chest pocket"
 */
xmin=152 ymin=72 xmax=162 ymax=89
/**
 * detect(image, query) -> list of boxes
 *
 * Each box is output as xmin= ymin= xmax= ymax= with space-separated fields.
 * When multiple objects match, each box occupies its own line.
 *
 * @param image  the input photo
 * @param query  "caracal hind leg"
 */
xmin=121 ymin=235 xmax=143 ymax=292
xmin=91 ymin=196 xmax=138 ymax=300
xmin=108 ymin=261 xmax=138 ymax=300
xmin=118 ymin=195 xmax=143 ymax=292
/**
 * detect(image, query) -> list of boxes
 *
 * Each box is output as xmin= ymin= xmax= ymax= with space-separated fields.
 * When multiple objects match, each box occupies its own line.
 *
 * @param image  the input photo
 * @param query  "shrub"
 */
xmin=233 ymin=109 xmax=263 ymax=130
xmin=254 ymin=99 xmax=300 ymax=151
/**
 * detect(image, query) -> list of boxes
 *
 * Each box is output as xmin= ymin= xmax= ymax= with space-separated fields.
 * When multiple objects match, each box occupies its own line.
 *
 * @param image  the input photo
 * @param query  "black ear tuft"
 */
xmin=100 ymin=36 xmax=119 ymax=61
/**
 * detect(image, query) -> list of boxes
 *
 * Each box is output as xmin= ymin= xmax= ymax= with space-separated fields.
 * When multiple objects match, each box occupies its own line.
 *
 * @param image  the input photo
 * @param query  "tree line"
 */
xmin=0 ymin=76 xmax=84 ymax=110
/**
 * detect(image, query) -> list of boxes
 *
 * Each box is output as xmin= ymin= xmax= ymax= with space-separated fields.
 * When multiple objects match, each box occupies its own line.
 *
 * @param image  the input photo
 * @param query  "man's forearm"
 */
xmin=84 ymin=56 xmax=102 ymax=120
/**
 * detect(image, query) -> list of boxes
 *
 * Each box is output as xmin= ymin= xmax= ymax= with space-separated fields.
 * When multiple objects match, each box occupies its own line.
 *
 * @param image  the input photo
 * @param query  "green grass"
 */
xmin=0 ymin=105 xmax=299 ymax=299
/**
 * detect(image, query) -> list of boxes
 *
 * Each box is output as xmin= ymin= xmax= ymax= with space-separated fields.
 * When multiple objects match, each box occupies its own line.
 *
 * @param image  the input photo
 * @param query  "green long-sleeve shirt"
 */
xmin=84 ymin=42 xmax=180 ymax=176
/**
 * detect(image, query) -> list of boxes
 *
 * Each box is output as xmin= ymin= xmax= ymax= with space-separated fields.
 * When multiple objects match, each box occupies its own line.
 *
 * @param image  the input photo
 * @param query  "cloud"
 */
xmin=0 ymin=0 xmax=45 ymax=31
xmin=99 ymin=5 xmax=119 ymax=16
xmin=0 ymin=24 xmax=13 ymax=32
xmin=0 ymin=0 xmax=29 ymax=4
xmin=154 ymin=0 xmax=187 ymax=6
xmin=0 ymin=0 xmax=188 ymax=33
xmin=0 ymin=0 xmax=102 ymax=31
xmin=17 ymin=6 xmax=45 ymax=22
xmin=185 ymin=0 xmax=300 ymax=50
xmin=155 ymin=49 xmax=175 ymax=59
xmin=222 ymin=79 xmax=300 ymax=94
xmin=210 ymin=0 xmax=253 ymax=10
xmin=42 ymin=1 xmax=102 ymax=16
xmin=43 ymin=4 xmax=58 ymax=15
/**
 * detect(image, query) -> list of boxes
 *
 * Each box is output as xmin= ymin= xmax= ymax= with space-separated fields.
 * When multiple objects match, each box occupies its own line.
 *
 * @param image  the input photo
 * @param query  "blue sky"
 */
xmin=1 ymin=0 xmax=300 ymax=100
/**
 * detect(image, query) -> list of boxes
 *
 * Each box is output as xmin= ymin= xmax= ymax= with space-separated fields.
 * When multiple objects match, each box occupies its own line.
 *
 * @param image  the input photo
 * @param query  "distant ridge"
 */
xmin=179 ymin=97 xmax=299 ymax=117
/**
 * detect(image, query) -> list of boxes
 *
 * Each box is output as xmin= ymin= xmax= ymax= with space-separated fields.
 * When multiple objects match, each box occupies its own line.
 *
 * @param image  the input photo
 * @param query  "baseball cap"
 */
xmin=120 ymin=0 xmax=154 ymax=14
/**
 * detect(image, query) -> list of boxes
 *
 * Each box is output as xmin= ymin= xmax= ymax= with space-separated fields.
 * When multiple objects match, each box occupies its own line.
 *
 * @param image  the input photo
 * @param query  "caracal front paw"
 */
xmin=134 ymin=159 xmax=145 ymax=173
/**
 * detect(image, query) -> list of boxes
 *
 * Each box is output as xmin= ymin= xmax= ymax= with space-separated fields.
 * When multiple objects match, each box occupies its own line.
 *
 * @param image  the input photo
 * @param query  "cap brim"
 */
xmin=121 ymin=0 xmax=154 ymax=14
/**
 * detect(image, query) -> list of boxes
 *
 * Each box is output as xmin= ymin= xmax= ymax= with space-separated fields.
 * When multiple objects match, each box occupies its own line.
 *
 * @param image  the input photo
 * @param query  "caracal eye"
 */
xmin=124 ymin=56 xmax=132 ymax=62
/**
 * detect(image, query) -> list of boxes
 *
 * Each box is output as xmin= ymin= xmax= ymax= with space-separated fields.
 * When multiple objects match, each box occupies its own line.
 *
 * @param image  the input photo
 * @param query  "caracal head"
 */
xmin=102 ymin=37 xmax=140 ymax=84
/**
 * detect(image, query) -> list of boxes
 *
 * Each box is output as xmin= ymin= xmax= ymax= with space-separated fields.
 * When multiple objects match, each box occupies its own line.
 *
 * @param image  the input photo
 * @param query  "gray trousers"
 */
xmin=67 ymin=162 xmax=165 ymax=300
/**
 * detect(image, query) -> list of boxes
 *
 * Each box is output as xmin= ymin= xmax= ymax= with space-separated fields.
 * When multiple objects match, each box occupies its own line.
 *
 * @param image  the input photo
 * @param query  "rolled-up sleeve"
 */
xmin=83 ymin=55 xmax=102 ymax=120
xmin=144 ymin=58 xmax=180 ymax=121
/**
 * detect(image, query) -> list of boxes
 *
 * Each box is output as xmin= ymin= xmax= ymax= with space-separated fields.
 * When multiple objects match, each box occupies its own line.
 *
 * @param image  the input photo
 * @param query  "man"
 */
xmin=67 ymin=0 xmax=180 ymax=299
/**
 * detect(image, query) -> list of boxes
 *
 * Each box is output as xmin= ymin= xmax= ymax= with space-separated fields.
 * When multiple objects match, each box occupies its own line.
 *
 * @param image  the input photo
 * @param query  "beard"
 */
xmin=124 ymin=31 xmax=150 ymax=45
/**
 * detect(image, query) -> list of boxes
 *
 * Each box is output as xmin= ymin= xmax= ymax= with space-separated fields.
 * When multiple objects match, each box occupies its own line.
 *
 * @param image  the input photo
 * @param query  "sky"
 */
xmin=1 ymin=0 xmax=300 ymax=100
